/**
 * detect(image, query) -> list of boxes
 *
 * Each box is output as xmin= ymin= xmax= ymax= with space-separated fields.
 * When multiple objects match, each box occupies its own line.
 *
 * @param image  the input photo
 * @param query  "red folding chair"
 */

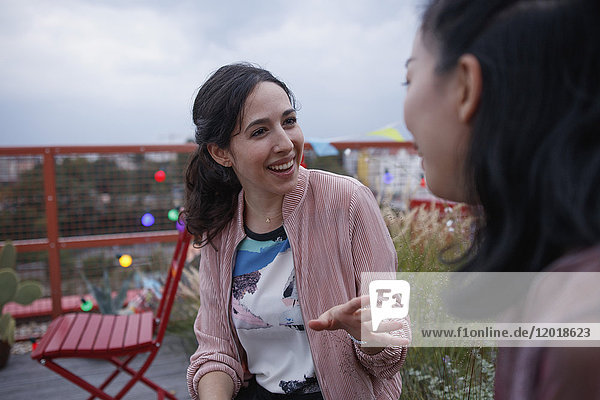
xmin=31 ymin=228 xmax=192 ymax=400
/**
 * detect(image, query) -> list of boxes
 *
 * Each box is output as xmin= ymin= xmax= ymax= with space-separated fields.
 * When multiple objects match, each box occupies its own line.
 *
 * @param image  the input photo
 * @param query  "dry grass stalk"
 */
xmin=384 ymin=202 xmax=474 ymax=272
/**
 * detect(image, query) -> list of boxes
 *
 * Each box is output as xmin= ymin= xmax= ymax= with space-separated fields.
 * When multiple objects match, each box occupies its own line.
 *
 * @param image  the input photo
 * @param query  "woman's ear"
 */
xmin=456 ymin=54 xmax=482 ymax=123
xmin=206 ymin=143 xmax=232 ymax=167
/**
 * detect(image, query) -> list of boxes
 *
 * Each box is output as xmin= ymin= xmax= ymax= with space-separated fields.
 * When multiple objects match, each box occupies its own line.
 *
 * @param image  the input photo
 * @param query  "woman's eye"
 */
xmin=284 ymin=117 xmax=297 ymax=126
xmin=251 ymin=127 xmax=267 ymax=137
xmin=401 ymin=80 xmax=410 ymax=87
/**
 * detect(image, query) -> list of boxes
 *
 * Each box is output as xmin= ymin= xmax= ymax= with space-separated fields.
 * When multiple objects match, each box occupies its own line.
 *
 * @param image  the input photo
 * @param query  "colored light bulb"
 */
xmin=80 ymin=298 xmax=93 ymax=312
xmin=141 ymin=213 xmax=155 ymax=227
xmin=154 ymin=170 xmax=166 ymax=182
xmin=119 ymin=254 xmax=133 ymax=268
xmin=383 ymin=171 xmax=393 ymax=185
xmin=167 ymin=208 xmax=179 ymax=222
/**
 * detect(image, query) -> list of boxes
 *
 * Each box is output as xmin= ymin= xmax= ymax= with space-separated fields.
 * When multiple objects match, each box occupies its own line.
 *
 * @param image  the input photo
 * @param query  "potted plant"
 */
xmin=0 ymin=241 xmax=43 ymax=369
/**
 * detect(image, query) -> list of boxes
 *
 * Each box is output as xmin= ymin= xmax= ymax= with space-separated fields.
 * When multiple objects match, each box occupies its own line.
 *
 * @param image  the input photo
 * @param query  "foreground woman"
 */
xmin=404 ymin=1 xmax=600 ymax=398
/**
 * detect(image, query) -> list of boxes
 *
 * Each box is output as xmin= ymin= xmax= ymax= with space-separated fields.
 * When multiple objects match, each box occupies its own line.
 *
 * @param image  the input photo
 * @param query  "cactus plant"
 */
xmin=0 ymin=240 xmax=16 ymax=269
xmin=0 ymin=313 xmax=15 ymax=346
xmin=0 ymin=241 xmax=43 ymax=368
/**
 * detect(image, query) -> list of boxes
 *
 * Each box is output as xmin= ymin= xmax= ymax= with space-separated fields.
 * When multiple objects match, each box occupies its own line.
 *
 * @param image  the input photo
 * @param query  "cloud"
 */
xmin=1 ymin=1 xmax=193 ymax=103
xmin=0 ymin=0 xmax=420 ymax=145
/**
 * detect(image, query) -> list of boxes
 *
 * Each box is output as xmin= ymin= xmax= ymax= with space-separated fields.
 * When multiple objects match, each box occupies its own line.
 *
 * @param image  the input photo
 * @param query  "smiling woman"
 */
xmin=182 ymin=63 xmax=410 ymax=400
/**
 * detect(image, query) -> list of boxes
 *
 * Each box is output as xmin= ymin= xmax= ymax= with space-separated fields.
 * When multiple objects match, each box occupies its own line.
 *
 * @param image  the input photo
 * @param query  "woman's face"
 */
xmin=225 ymin=81 xmax=304 ymax=201
xmin=403 ymin=32 xmax=471 ymax=203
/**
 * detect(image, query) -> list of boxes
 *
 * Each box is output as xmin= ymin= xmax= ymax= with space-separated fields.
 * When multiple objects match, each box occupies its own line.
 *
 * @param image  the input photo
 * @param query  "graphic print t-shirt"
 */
xmin=232 ymin=226 xmax=320 ymax=395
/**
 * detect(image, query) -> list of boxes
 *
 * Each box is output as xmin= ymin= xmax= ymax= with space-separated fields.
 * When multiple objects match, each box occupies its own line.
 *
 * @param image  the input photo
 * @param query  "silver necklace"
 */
xmin=245 ymin=199 xmax=282 ymax=224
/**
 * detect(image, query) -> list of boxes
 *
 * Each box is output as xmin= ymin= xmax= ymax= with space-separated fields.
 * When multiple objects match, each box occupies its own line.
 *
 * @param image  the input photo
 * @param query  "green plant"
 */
xmin=402 ymin=347 xmax=496 ymax=400
xmin=0 ymin=241 xmax=43 ymax=347
xmin=384 ymin=203 xmax=496 ymax=399
xmin=79 ymin=266 xmax=133 ymax=314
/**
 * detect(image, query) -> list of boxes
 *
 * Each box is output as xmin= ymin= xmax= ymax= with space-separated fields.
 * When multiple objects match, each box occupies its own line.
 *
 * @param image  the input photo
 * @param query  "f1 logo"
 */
xmin=369 ymin=280 xmax=410 ymax=331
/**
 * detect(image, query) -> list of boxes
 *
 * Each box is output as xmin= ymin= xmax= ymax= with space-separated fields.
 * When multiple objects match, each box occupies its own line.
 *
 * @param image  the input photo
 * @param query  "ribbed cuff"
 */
xmin=188 ymin=359 xmax=242 ymax=400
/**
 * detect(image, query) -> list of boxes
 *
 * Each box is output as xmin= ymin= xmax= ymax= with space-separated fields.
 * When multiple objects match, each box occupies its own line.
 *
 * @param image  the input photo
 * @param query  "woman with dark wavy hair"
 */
xmin=404 ymin=0 xmax=600 ymax=398
xmin=183 ymin=63 xmax=409 ymax=400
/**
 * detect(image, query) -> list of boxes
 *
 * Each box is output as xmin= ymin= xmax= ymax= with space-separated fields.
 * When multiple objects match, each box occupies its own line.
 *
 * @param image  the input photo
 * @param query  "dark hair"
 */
xmin=421 ymin=0 xmax=600 ymax=271
xmin=183 ymin=63 xmax=297 ymax=247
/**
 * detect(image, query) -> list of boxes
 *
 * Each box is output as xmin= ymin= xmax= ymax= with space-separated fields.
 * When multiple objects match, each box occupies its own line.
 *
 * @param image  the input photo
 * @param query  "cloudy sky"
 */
xmin=0 ymin=0 xmax=422 ymax=146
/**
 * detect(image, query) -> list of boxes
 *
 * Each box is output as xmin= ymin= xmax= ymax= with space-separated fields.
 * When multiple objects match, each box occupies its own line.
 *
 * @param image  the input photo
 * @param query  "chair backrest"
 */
xmin=153 ymin=227 xmax=192 ymax=344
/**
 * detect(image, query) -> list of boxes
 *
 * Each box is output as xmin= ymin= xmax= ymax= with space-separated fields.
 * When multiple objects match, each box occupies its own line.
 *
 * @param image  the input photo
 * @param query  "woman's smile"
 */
xmin=267 ymin=157 xmax=295 ymax=173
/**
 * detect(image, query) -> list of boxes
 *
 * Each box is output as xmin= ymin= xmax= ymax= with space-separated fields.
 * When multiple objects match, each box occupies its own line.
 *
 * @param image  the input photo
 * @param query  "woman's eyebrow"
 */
xmin=244 ymin=109 xmax=297 ymax=132
xmin=245 ymin=118 xmax=269 ymax=132
xmin=405 ymin=57 xmax=415 ymax=68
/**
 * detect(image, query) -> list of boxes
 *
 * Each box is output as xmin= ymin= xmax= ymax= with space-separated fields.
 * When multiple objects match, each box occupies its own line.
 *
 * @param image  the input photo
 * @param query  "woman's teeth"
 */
xmin=268 ymin=159 xmax=294 ymax=171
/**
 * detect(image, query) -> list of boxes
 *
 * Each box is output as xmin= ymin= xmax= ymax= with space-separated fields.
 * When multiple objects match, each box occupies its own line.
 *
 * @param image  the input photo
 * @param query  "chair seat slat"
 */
xmin=31 ymin=315 xmax=63 ymax=359
xmin=123 ymin=313 xmax=141 ymax=348
xmin=61 ymin=313 xmax=90 ymax=351
xmin=108 ymin=314 xmax=127 ymax=350
xmin=138 ymin=312 xmax=154 ymax=344
xmin=45 ymin=314 xmax=76 ymax=354
xmin=78 ymin=313 xmax=103 ymax=351
xmin=93 ymin=315 xmax=116 ymax=351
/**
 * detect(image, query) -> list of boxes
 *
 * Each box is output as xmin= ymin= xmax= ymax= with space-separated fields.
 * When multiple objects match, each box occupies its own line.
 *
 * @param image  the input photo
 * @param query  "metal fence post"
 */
xmin=43 ymin=148 xmax=62 ymax=317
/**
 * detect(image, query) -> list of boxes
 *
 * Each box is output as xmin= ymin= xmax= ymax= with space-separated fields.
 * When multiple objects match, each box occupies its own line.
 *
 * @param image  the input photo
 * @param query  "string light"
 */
xmin=119 ymin=254 xmax=133 ymax=268
xmin=141 ymin=213 xmax=155 ymax=227
xmin=167 ymin=208 xmax=179 ymax=222
xmin=383 ymin=170 xmax=393 ymax=185
xmin=80 ymin=298 xmax=93 ymax=312
xmin=154 ymin=170 xmax=166 ymax=182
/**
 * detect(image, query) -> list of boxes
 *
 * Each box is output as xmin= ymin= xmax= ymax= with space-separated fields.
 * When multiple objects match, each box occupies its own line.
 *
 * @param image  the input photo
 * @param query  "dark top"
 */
xmin=494 ymin=244 xmax=600 ymax=400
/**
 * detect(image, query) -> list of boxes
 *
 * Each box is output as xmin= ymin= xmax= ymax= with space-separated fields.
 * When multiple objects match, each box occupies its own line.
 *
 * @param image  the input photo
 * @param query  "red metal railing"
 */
xmin=1 ymin=141 xmax=415 ymax=319
xmin=1 ymin=145 xmax=196 ymax=318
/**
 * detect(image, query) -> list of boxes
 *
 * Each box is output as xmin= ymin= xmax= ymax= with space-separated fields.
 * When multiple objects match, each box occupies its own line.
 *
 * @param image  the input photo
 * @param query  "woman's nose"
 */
xmin=273 ymin=126 xmax=294 ymax=153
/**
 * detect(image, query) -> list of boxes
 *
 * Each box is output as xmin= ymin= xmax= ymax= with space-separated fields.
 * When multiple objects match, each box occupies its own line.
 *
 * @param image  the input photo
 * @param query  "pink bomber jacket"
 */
xmin=187 ymin=167 xmax=409 ymax=399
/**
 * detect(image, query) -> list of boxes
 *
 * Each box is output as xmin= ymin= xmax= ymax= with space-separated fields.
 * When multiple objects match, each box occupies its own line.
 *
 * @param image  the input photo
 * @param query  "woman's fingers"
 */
xmin=309 ymin=296 xmax=365 ymax=332
xmin=308 ymin=296 xmax=410 ymax=347
xmin=307 ymin=310 xmax=337 ymax=331
xmin=341 ymin=294 xmax=369 ymax=314
xmin=360 ymin=307 xmax=372 ymax=321
xmin=372 ymin=318 xmax=404 ymax=333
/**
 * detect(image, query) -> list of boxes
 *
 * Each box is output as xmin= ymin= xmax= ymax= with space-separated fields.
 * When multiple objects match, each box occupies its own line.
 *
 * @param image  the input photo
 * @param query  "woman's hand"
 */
xmin=307 ymin=295 xmax=409 ymax=351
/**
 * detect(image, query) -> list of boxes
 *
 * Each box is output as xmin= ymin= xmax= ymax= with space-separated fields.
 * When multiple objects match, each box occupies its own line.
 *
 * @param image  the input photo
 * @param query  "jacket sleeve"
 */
xmin=186 ymin=244 xmax=244 ymax=400
xmin=348 ymin=184 xmax=410 ymax=378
